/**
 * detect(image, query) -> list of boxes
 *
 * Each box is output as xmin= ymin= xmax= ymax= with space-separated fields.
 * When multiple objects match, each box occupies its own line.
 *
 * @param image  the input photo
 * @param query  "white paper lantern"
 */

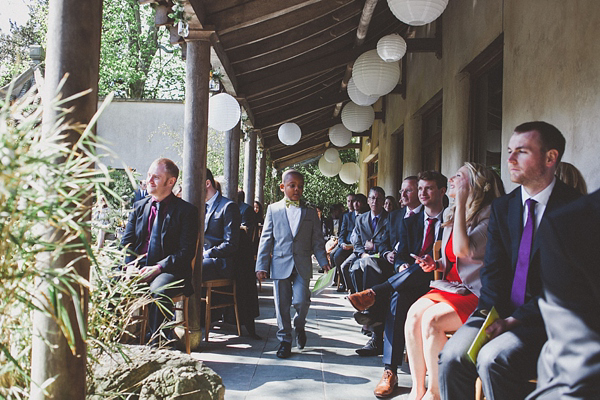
xmin=341 ymin=102 xmax=375 ymax=133
xmin=347 ymin=77 xmax=379 ymax=106
xmin=377 ymin=33 xmax=407 ymax=62
xmin=329 ymin=123 xmax=353 ymax=147
xmin=387 ymin=0 xmax=449 ymax=26
xmin=352 ymin=49 xmax=401 ymax=96
xmin=318 ymin=156 xmax=342 ymax=177
xmin=278 ymin=122 xmax=301 ymax=146
xmin=339 ymin=162 xmax=361 ymax=184
xmin=208 ymin=93 xmax=241 ymax=132
xmin=324 ymin=148 xmax=340 ymax=163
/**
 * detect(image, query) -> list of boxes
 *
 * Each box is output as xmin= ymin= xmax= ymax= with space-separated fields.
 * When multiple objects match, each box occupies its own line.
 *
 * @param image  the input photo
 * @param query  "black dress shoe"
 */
xmin=296 ymin=329 xmax=307 ymax=350
xmin=354 ymin=310 xmax=377 ymax=326
xmin=356 ymin=335 xmax=383 ymax=356
xmin=336 ymin=284 xmax=347 ymax=292
xmin=277 ymin=341 xmax=292 ymax=358
xmin=318 ymin=268 xmax=324 ymax=273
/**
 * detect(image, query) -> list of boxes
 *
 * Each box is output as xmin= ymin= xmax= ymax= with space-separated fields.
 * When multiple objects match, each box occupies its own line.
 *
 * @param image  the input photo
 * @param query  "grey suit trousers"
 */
xmin=439 ymin=314 xmax=545 ymax=400
xmin=273 ymin=269 xmax=311 ymax=343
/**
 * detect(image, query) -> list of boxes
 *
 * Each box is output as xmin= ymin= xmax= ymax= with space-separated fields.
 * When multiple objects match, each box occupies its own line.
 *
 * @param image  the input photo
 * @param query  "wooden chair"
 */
xmin=200 ymin=278 xmax=242 ymax=342
xmin=138 ymin=294 xmax=191 ymax=354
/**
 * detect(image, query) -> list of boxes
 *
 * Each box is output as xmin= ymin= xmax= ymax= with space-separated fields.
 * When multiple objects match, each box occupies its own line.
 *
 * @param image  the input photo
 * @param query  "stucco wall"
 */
xmin=97 ymin=99 xmax=184 ymax=177
xmin=503 ymin=0 xmax=600 ymax=192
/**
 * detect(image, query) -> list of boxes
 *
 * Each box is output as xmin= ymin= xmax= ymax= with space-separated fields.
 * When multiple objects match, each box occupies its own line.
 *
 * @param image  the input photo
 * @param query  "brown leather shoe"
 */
xmin=347 ymin=289 xmax=376 ymax=311
xmin=374 ymin=369 xmax=398 ymax=398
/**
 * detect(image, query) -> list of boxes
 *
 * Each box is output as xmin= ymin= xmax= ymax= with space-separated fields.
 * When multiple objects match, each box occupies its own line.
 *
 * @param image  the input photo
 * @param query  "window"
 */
xmin=367 ymin=157 xmax=378 ymax=190
xmin=421 ymin=98 xmax=443 ymax=172
xmin=468 ymin=35 xmax=503 ymax=172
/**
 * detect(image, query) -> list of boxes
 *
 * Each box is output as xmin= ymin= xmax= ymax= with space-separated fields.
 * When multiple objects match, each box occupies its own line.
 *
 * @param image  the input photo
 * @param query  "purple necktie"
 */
xmin=510 ymin=198 xmax=537 ymax=308
xmin=371 ymin=216 xmax=378 ymax=233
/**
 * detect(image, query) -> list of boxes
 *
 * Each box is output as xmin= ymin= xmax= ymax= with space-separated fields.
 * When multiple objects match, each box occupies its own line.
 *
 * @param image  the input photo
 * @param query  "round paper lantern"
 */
xmin=324 ymin=147 xmax=340 ymax=163
xmin=352 ymin=49 xmax=401 ymax=96
xmin=387 ymin=0 xmax=449 ymax=26
xmin=339 ymin=162 xmax=361 ymax=184
xmin=318 ymin=156 xmax=342 ymax=177
xmin=347 ymin=77 xmax=379 ymax=106
xmin=377 ymin=33 xmax=407 ymax=62
xmin=341 ymin=102 xmax=375 ymax=133
xmin=329 ymin=123 xmax=353 ymax=147
xmin=208 ymin=93 xmax=241 ymax=132
xmin=278 ymin=122 xmax=301 ymax=146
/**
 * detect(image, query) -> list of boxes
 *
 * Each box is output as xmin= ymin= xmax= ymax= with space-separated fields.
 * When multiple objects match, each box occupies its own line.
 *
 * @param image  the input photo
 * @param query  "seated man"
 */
xmin=350 ymin=186 xmax=392 ymax=356
xmin=203 ymin=168 xmax=241 ymax=281
xmin=528 ymin=188 xmax=600 ymax=399
xmin=348 ymin=170 xmax=446 ymax=396
xmin=331 ymin=193 xmax=356 ymax=292
xmin=121 ymin=158 xmax=198 ymax=343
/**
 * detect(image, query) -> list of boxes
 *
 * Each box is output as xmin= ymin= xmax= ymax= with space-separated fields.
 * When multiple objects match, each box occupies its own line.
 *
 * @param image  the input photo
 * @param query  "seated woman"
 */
xmin=384 ymin=196 xmax=398 ymax=213
xmin=404 ymin=162 xmax=503 ymax=400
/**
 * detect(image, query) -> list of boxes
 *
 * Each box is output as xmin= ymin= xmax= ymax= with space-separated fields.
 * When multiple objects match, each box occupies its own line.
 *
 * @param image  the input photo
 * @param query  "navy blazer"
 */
xmin=477 ymin=179 xmax=581 ymax=322
xmin=378 ymin=207 xmax=407 ymax=256
xmin=204 ymin=193 xmax=241 ymax=273
xmin=121 ymin=194 xmax=199 ymax=282
xmin=395 ymin=208 xmax=444 ymax=271
xmin=239 ymin=201 xmax=256 ymax=238
xmin=339 ymin=210 xmax=356 ymax=244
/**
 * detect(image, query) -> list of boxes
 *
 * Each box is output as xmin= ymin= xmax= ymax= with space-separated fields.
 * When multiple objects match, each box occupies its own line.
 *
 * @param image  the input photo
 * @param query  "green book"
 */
xmin=311 ymin=268 xmax=336 ymax=295
xmin=467 ymin=306 xmax=500 ymax=364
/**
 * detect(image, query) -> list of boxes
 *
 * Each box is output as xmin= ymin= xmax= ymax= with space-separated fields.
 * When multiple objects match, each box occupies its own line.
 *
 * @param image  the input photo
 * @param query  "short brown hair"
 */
xmin=417 ymin=170 xmax=447 ymax=190
xmin=514 ymin=121 xmax=566 ymax=163
xmin=153 ymin=158 xmax=179 ymax=180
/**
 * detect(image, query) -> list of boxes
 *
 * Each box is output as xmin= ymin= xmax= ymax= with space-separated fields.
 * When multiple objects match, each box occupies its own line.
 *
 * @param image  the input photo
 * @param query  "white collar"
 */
xmin=521 ymin=177 xmax=556 ymax=207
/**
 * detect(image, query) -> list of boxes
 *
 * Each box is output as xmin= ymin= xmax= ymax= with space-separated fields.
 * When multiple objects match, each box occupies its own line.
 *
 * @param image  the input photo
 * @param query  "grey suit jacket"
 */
xmin=436 ymin=205 xmax=491 ymax=297
xmin=255 ymin=199 xmax=328 ymax=281
xmin=352 ymin=210 xmax=389 ymax=257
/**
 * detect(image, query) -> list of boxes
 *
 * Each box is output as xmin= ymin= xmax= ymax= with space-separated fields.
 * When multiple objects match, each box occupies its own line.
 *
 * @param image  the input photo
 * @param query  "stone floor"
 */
xmin=190 ymin=269 xmax=413 ymax=399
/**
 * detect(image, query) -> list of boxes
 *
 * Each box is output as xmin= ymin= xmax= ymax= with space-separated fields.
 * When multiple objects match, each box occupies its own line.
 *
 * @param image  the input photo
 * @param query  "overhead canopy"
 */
xmin=161 ymin=0 xmax=440 ymax=168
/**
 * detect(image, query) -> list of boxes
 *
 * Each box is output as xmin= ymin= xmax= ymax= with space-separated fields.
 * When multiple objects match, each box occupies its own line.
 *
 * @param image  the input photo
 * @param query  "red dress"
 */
xmin=421 ymin=234 xmax=478 ymax=323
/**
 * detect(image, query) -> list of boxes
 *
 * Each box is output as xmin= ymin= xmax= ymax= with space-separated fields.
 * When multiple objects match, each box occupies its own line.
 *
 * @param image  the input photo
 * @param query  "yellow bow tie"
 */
xmin=285 ymin=199 xmax=300 ymax=208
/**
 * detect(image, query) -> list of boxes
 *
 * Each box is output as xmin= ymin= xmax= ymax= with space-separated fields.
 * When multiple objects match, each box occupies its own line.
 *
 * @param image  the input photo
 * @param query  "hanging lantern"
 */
xmin=352 ymin=49 xmax=401 ymax=96
xmin=347 ymin=77 xmax=379 ymax=106
xmin=318 ymin=156 xmax=343 ymax=177
xmin=341 ymin=102 xmax=375 ymax=133
xmin=387 ymin=0 xmax=449 ymax=26
xmin=377 ymin=33 xmax=407 ymax=62
xmin=339 ymin=162 xmax=361 ymax=184
xmin=324 ymin=147 xmax=340 ymax=163
xmin=278 ymin=122 xmax=301 ymax=146
xmin=208 ymin=93 xmax=241 ymax=132
xmin=329 ymin=123 xmax=353 ymax=147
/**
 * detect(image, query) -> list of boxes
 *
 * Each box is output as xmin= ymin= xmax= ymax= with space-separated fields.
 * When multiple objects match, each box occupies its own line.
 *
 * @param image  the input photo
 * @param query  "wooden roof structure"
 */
xmin=150 ymin=0 xmax=442 ymax=168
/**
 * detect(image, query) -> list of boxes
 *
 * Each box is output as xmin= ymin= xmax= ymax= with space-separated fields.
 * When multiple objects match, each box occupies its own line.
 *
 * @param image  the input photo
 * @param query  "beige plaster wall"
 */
xmin=503 ymin=0 xmax=600 ymax=192
xmin=97 ymin=99 xmax=184 ymax=176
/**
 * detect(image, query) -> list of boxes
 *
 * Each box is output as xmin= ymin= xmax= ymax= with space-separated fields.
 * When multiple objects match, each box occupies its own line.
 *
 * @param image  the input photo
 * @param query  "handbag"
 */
xmin=429 ymin=279 xmax=471 ymax=295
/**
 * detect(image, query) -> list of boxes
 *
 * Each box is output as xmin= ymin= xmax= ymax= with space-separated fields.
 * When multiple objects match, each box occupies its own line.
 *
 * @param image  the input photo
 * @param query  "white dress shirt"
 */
xmin=521 ymin=177 xmax=556 ymax=230
xmin=285 ymin=199 xmax=302 ymax=236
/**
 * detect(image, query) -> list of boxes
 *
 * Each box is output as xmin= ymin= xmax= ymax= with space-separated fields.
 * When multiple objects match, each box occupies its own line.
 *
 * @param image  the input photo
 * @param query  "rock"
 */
xmin=88 ymin=345 xmax=225 ymax=400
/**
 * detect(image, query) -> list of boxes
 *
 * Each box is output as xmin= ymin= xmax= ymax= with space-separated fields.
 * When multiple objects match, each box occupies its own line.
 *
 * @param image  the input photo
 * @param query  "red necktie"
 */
xmin=419 ymin=217 xmax=437 ymax=257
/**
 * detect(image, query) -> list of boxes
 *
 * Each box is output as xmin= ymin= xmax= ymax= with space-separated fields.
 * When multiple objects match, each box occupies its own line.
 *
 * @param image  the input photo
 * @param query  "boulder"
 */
xmin=89 ymin=345 xmax=225 ymax=400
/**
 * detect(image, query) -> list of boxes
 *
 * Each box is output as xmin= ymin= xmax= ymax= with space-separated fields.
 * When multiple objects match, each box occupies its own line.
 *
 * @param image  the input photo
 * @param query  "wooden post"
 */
xmin=30 ymin=0 xmax=102 ymax=398
xmin=243 ymin=129 xmax=257 ymax=204
xmin=223 ymin=121 xmax=241 ymax=202
xmin=181 ymin=37 xmax=211 ymax=351
xmin=256 ymin=143 xmax=267 ymax=205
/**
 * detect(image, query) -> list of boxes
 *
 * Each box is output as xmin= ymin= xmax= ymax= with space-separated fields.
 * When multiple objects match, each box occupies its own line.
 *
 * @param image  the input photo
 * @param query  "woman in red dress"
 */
xmin=404 ymin=162 xmax=504 ymax=400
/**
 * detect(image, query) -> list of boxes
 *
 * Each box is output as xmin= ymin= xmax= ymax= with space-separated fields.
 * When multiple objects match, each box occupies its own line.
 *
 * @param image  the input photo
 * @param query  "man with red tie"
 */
xmin=348 ymin=171 xmax=447 ymax=396
xmin=438 ymin=122 xmax=581 ymax=400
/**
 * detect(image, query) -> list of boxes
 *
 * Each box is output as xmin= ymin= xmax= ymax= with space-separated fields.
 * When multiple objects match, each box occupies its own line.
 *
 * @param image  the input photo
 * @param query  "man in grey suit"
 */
xmin=527 ymin=188 xmax=600 ymax=400
xmin=350 ymin=186 xmax=392 ymax=356
xmin=256 ymin=170 xmax=330 ymax=359
xmin=203 ymin=169 xmax=241 ymax=281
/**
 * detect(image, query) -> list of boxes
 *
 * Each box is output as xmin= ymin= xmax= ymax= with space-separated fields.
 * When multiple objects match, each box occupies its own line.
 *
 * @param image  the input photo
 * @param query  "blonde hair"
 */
xmin=556 ymin=162 xmax=587 ymax=195
xmin=443 ymin=162 xmax=504 ymax=227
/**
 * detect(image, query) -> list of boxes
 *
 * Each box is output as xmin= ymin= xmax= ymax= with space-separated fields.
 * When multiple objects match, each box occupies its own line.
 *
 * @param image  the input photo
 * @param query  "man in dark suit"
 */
xmin=332 ymin=193 xmax=356 ymax=292
xmin=121 ymin=158 xmax=198 ymax=342
xmin=132 ymin=180 xmax=147 ymax=204
xmin=237 ymin=190 xmax=256 ymax=239
xmin=527 ymin=189 xmax=600 ymax=400
xmin=203 ymin=169 xmax=241 ymax=282
xmin=350 ymin=171 xmax=446 ymax=396
xmin=438 ymin=121 xmax=581 ymax=400
xmin=350 ymin=186 xmax=391 ymax=356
